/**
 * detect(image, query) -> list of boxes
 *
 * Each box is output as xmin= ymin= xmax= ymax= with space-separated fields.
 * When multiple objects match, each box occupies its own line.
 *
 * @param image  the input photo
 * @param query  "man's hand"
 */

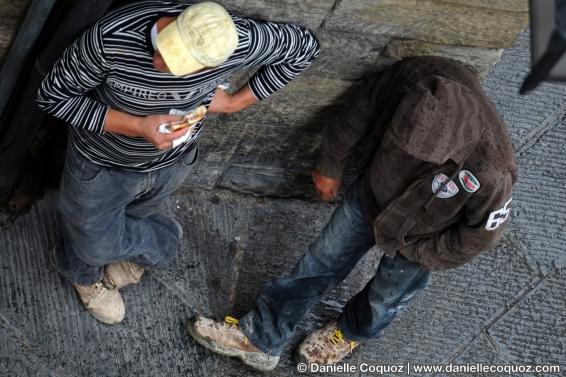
xmin=104 ymin=109 xmax=190 ymax=150
xmin=208 ymin=85 xmax=257 ymax=114
xmin=136 ymin=115 xmax=190 ymax=150
xmin=209 ymin=88 xmax=235 ymax=113
xmin=312 ymin=169 xmax=341 ymax=202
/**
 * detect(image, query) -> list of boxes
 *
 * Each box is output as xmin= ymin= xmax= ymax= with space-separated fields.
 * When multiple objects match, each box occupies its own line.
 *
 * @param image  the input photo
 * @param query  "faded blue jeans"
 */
xmin=55 ymin=142 xmax=197 ymax=285
xmin=240 ymin=177 xmax=430 ymax=356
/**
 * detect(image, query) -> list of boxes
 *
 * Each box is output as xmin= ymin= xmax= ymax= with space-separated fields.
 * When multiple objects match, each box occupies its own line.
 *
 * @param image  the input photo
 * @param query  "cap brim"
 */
xmin=156 ymin=22 xmax=206 ymax=76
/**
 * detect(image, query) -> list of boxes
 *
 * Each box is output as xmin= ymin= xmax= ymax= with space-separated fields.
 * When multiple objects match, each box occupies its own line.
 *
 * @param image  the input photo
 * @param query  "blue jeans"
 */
xmin=55 ymin=142 xmax=197 ymax=285
xmin=240 ymin=178 xmax=430 ymax=356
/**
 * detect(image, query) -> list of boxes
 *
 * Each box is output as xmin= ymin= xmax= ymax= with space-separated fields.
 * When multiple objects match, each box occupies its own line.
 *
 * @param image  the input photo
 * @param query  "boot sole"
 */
xmin=294 ymin=348 xmax=310 ymax=366
xmin=186 ymin=320 xmax=278 ymax=372
xmin=294 ymin=343 xmax=359 ymax=366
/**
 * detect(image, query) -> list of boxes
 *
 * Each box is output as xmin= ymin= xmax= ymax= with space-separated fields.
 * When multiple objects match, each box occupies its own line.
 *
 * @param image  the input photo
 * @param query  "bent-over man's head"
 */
xmin=152 ymin=2 xmax=238 ymax=75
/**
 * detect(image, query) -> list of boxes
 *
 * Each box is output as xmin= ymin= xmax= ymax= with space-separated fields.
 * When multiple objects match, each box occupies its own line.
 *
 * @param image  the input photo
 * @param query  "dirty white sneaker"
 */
xmin=296 ymin=321 xmax=359 ymax=365
xmin=103 ymin=261 xmax=144 ymax=290
xmin=187 ymin=316 xmax=279 ymax=371
xmin=73 ymin=282 xmax=125 ymax=325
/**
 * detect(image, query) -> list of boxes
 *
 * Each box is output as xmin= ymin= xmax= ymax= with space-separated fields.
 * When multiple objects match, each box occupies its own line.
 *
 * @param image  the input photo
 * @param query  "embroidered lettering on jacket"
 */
xmin=485 ymin=198 xmax=512 ymax=231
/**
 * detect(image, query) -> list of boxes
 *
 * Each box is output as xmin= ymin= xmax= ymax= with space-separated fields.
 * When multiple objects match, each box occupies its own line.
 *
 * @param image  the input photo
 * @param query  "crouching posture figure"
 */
xmin=187 ymin=57 xmax=517 ymax=371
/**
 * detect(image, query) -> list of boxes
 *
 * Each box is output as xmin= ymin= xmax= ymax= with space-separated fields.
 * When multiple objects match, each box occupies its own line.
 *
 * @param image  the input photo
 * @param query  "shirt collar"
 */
xmin=150 ymin=22 xmax=158 ymax=51
xmin=144 ymin=16 xmax=158 ymax=55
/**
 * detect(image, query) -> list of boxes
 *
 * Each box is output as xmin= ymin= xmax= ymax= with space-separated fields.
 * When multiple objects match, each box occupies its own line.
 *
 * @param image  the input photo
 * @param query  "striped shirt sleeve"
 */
xmin=243 ymin=19 xmax=320 ymax=101
xmin=36 ymin=23 xmax=110 ymax=135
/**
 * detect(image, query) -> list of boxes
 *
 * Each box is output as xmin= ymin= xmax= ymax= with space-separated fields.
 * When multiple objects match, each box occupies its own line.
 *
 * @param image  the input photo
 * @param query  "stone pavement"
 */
xmin=1 ymin=30 xmax=565 ymax=377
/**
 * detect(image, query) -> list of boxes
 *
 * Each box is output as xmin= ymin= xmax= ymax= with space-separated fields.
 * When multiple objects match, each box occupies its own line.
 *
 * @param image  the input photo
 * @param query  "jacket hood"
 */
xmin=389 ymin=76 xmax=485 ymax=166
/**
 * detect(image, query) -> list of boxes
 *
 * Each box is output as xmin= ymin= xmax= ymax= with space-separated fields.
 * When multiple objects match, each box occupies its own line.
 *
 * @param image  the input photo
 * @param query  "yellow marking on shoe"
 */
xmin=224 ymin=315 xmax=249 ymax=345
xmin=329 ymin=329 xmax=345 ymax=346
xmin=329 ymin=329 xmax=357 ymax=351
xmin=224 ymin=316 xmax=240 ymax=329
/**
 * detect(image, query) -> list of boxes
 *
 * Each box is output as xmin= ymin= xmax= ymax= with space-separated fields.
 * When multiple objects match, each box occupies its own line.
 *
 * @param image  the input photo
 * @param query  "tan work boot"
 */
xmin=103 ymin=261 xmax=144 ymax=290
xmin=296 ymin=322 xmax=359 ymax=365
xmin=73 ymin=282 xmax=125 ymax=325
xmin=187 ymin=316 xmax=279 ymax=371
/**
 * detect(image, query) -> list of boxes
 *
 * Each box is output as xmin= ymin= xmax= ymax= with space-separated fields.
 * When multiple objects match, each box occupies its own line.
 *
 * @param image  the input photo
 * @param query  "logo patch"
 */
xmin=432 ymin=174 xmax=459 ymax=199
xmin=485 ymin=198 xmax=512 ymax=231
xmin=459 ymin=170 xmax=481 ymax=193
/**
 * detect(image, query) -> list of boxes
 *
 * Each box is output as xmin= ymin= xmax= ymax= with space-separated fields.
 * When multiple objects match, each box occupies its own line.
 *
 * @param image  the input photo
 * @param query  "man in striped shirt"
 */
xmin=37 ymin=1 xmax=320 ymax=325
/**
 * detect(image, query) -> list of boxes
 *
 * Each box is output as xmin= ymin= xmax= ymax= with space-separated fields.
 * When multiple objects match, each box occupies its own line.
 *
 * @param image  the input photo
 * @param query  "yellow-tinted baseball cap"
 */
xmin=156 ymin=2 xmax=238 ymax=76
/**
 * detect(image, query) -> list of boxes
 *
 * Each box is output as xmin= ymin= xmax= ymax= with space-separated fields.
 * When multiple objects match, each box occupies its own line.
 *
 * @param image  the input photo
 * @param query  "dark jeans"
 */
xmin=55 ymin=142 xmax=197 ymax=285
xmin=240 ymin=178 xmax=430 ymax=356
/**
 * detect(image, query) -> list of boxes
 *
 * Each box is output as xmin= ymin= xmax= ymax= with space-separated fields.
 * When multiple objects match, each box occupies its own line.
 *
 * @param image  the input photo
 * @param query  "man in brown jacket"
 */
xmin=186 ymin=57 xmax=517 ymax=371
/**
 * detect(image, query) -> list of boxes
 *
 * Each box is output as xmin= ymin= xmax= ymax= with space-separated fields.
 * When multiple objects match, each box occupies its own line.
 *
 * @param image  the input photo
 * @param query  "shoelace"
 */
xmin=329 ymin=328 xmax=357 ymax=351
xmin=125 ymin=262 xmax=143 ymax=275
xmin=224 ymin=316 xmax=249 ymax=345
xmin=75 ymin=282 xmax=104 ymax=303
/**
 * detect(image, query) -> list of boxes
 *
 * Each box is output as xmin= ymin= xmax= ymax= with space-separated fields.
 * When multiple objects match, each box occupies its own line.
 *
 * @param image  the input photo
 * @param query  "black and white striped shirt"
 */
xmin=37 ymin=1 xmax=320 ymax=171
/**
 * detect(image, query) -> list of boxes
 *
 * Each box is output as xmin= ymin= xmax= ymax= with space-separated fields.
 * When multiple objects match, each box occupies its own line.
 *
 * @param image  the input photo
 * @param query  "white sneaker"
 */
xmin=103 ymin=261 xmax=144 ymax=290
xmin=296 ymin=321 xmax=359 ymax=365
xmin=73 ymin=282 xmax=125 ymax=325
xmin=187 ymin=316 xmax=280 ymax=371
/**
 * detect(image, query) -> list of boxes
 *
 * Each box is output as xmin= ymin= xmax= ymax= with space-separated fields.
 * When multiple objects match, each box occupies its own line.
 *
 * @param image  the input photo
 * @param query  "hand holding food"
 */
xmin=158 ymin=106 xmax=207 ymax=134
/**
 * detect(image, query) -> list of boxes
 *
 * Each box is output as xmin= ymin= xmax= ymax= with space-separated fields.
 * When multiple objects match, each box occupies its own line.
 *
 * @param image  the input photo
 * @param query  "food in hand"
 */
xmin=159 ymin=106 xmax=207 ymax=134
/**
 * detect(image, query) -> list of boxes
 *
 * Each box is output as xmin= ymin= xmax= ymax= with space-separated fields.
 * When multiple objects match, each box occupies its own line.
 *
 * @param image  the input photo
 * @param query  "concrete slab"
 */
xmin=180 ymin=117 xmax=248 ymax=191
xmin=385 ymin=40 xmax=503 ymax=78
xmin=218 ymin=0 xmax=332 ymax=30
xmin=312 ymin=30 xmax=390 ymax=81
xmin=486 ymin=266 xmax=565 ymax=374
xmin=326 ymin=0 xmax=527 ymax=48
xmin=482 ymin=32 xmax=566 ymax=150
xmin=223 ymin=73 xmax=356 ymax=128
xmin=159 ymin=190 xmax=253 ymax=317
xmin=439 ymin=0 xmax=529 ymax=13
xmin=216 ymin=126 xmax=322 ymax=198
xmin=449 ymin=336 xmax=528 ymax=377
xmin=0 ymin=194 xmax=219 ymax=376
xmin=0 ymin=324 xmax=58 ymax=377
xmin=510 ymin=120 xmax=566 ymax=272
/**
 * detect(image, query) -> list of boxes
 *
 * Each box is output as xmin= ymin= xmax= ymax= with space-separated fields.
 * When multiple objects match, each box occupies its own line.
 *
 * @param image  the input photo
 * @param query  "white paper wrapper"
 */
xmin=159 ymin=106 xmax=207 ymax=147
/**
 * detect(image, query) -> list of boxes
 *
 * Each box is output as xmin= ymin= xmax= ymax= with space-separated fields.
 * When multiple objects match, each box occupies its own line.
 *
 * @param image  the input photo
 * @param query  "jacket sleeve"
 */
xmin=316 ymin=73 xmax=382 ymax=180
xmin=243 ymin=19 xmax=320 ymax=101
xmin=399 ymin=172 xmax=515 ymax=271
xmin=36 ymin=22 xmax=110 ymax=135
